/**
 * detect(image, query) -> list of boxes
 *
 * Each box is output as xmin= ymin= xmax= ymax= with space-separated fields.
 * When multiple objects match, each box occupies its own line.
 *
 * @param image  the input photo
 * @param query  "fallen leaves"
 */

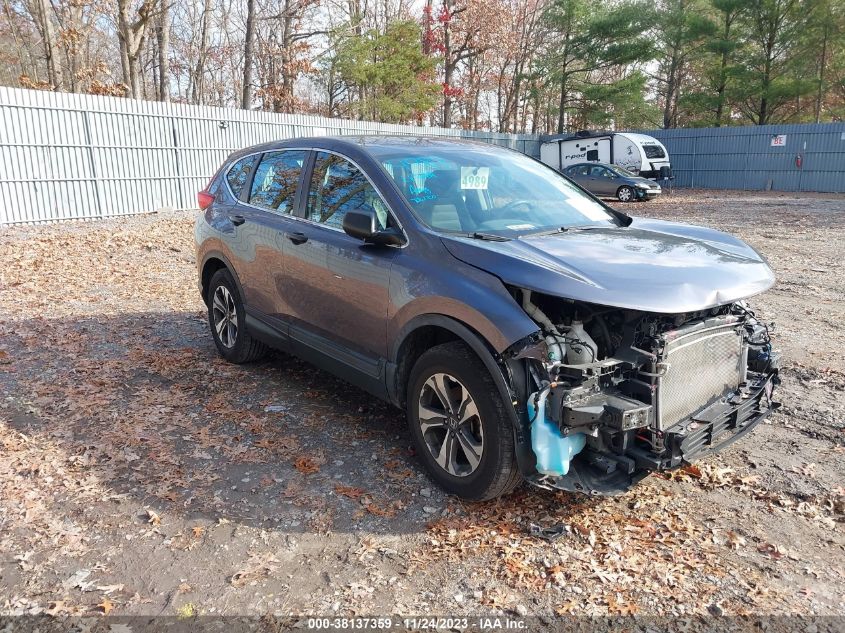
xmin=293 ymin=456 xmax=320 ymax=474
xmin=97 ymin=596 xmax=114 ymax=615
xmin=146 ymin=509 xmax=162 ymax=526
xmin=335 ymin=484 xmax=366 ymax=499
xmin=757 ymin=542 xmax=784 ymax=560
xmin=1 ymin=204 xmax=844 ymax=618
xmin=726 ymin=530 xmax=746 ymax=550
xmin=230 ymin=553 xmax=281 ymax=587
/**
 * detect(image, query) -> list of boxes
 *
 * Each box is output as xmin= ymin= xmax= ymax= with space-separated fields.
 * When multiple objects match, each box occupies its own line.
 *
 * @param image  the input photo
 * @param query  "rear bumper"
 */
xmin=526 ymin=370 xmax=779 ymax=496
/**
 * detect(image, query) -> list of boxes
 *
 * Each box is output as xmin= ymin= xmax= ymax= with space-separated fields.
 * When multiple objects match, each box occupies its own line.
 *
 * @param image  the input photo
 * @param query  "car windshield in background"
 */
xmin=371 ymin=146 xmax=616 ymax=236
xmin=613 ymin=165 xmax=638 ymax=177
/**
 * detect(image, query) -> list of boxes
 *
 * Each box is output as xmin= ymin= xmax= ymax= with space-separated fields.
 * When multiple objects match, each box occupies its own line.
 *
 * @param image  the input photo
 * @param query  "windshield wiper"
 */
xmin=522 ymin=225 xmax=609 ymax=238
xmin=468 ymin=232 xmax=511 ymax=242
xmin=523 ymin=226 xmax=568 ymax=237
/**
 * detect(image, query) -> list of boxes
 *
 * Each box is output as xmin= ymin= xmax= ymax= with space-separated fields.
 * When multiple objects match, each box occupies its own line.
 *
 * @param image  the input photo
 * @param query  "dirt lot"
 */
xmin=1 ymin=190 xmax=843 ymax=621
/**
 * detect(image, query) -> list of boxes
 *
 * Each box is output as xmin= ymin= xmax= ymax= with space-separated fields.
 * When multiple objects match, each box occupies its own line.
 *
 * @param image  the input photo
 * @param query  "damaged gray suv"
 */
xmin=195 ymin=136 xmax=780 ymax=500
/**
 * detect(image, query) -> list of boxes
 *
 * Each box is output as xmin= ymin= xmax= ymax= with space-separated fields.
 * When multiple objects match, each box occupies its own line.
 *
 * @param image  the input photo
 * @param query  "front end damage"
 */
xmin=503 ymin=289 xmax=780 ymax=496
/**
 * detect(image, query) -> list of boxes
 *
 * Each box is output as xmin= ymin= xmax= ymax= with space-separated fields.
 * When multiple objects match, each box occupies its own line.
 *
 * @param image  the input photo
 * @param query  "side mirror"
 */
xmin=342 ymin=208 xmax=377 ymax=240
xmin=342 ymin=208 xmax=405 ymax=246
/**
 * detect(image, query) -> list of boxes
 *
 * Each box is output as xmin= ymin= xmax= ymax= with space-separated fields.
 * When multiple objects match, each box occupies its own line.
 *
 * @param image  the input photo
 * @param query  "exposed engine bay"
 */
xmin=506 ymin=287 xmax=781 ymax=496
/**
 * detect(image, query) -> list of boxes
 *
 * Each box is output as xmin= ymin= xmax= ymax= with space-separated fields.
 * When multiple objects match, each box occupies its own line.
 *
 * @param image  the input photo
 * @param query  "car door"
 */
xmin=233 ymin=149 xmax=309 ymax=339
xmin=280 ymin=150 xmax=400 ymax=396
xmin=589 ymin=166 xmax=614 ymax=196
xmin=568 ymin=164 xmax=590 ymax=189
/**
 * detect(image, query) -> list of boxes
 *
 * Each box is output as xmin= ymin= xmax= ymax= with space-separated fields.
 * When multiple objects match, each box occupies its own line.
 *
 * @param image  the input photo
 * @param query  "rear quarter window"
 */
xmin=226 ymin=155 xmax=258 ymax=199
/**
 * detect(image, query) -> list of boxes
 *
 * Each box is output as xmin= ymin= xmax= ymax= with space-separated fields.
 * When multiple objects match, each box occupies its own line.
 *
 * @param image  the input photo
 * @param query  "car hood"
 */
xmin=441 ymin=218 xmax=775 ymax=313
xmin=630 ymin=177 xmax=659 ymax=187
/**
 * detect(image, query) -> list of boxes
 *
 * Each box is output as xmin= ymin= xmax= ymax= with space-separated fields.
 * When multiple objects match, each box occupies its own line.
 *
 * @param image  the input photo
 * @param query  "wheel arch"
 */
xmin=387 ymin=314 xmax=537 ymax=478
xmin=387 ymin=314 xmax=508 ymax=409
xmin=199 ymin=251 xmax=244 ymax=305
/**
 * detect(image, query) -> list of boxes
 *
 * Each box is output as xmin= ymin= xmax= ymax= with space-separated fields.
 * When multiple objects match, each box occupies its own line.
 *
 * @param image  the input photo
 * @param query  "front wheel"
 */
xmin=617 ymin=186 xmax=635 ymax=202
xmin=406 ymin=342 xmax=521 ymax=500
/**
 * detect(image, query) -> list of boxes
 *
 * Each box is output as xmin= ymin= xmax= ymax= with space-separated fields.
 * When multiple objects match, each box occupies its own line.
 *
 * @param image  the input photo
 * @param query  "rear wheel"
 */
xmin=406 ymin=342 xmax=521 ymax=500
xmin=617 ymin=186 xmax=635 ymax=202
xmin=207 ymin=268 xmax=268 ymax=363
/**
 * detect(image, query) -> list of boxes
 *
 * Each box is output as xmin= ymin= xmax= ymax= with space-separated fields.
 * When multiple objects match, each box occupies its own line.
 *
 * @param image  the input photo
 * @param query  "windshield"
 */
xmin=372 ymin=146 xmax=616 ymax=236
xmin=613 ymin=165 xmax=637 ymax=177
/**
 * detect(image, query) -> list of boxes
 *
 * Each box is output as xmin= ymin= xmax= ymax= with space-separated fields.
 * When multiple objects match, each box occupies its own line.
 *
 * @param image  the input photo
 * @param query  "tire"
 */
xmin=206 ymin=268 xmax=268 ymax=364
xmin=406 ymin=342 xmax=521 ymax=501
xmin=616 ymin=186 xmax=635 ymax=202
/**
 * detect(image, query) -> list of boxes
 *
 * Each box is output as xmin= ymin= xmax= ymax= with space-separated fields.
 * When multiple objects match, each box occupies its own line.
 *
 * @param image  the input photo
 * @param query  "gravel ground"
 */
xmin=0 ymin=190 xmax=843 ymax=621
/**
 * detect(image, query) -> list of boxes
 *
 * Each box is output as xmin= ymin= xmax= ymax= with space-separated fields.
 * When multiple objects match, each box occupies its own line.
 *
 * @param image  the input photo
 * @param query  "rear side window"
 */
xmin=643 ymin=145 xmax=665 ymax=159
xmin=226 ymin=155 xmax=258 ymax=199
xmin=306 ymin=152 xmax=388 ymax=230
xmin=248 ymin=150 xmax=308 ymax=213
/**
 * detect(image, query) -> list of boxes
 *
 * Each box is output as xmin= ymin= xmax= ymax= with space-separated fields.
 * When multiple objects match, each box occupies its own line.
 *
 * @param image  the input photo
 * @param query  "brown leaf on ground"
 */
xmin=97 ymin=596 xmax=114 ymax=615
xmin=146 ymin=509 xmax=161 ymax=526
xmin=335 ymin=484 xmax=365 ymax=499
xmin=293 ymin=456 xmax=320 ymax=474
xmin=757 ymin=542 xmax=783 ymax=559
xmin=230 ymin=553 xmax=280 ymax=587
xmin=727 ymin=530 xmax=746 ymax=550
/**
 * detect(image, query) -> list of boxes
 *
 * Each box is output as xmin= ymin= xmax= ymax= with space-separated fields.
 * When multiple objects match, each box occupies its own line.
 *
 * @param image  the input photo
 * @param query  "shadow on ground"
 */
xmin=1 ymin=308 xmax=598 ymax=539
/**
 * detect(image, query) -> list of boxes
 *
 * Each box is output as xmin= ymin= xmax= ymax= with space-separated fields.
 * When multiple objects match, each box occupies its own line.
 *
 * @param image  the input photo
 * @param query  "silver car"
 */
xmin=563 ymin=162 xmax=661 ymax=202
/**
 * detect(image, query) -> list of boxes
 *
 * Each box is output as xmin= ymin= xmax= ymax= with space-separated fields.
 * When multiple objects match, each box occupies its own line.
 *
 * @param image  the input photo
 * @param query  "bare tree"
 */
xmin=117 ymin=0 xmax=160 ymax=98
xmin=242 ymin=0 xmax=256 ymax=108
xmin=29 ymin=0 xmax=64 ymax=89
xmin=190 ymin=0 xmax=212 ymax=104
xmin=156 ymin=0 xmax=170 ymax=101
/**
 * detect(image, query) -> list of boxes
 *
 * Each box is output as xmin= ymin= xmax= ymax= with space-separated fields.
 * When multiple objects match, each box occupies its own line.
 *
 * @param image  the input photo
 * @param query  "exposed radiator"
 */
xmin=656 ymin=321 xmax=745 ymax=430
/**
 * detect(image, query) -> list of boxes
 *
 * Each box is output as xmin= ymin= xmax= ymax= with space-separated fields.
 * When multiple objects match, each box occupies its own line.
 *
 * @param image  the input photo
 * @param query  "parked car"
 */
xmin=562 ymin=162 xmax=661 ymax=202
xmin=195 ymin=137 xmax=780 ymax=501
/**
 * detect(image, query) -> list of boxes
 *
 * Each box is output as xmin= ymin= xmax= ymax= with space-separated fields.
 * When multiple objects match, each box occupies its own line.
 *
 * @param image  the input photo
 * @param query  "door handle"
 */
xmin=229 ymin=214 xmax=246 ymax=226
xmin=285 ymin=231 xmax=308 ymax=245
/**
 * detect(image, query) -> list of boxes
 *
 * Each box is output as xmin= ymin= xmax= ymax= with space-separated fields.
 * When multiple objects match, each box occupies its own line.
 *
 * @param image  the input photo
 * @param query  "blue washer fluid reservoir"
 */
xmin=527 ymin=392 xmax=586 ymax=477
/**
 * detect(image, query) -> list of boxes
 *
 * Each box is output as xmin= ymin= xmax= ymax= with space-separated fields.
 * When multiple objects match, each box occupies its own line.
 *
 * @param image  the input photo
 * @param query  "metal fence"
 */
xmin=0 ymin=87 xmax=540 ymax=224
xmin=3 ymin=85 xmax=844 ymax=225
xmin=640 ymin=123 xmax=845 ymax=193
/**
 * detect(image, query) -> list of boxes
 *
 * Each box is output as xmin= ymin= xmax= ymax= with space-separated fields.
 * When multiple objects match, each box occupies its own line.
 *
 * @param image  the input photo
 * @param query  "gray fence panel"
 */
xmin=641 ymin=122 xmax=845 ymax=193
xmin=0 ymin=87 xmax=540 ymax=224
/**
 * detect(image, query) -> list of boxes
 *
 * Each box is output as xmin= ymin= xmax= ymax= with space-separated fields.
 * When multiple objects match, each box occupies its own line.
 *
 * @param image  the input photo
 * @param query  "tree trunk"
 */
xmin=191 ymin=0 xmax=213 ymax=104
xmin=557 ymin=75 xmax=568 ymax=133
xmin=714 ymin=12 xmax=734 ymax=127
xmin=36 ymin=0 xmax=63 ymax=90
xmin=442 ymin=24 xmax=453 ymax=127
xmin=157 ymin=0 xmax=170 ymax=102
xmin=241 ymin=0 xmax=256 ymax=109
xmin=814 ymin=20 xmax=829 ymax=123
xmin=662 ymin=54 xmax=679 ymax=128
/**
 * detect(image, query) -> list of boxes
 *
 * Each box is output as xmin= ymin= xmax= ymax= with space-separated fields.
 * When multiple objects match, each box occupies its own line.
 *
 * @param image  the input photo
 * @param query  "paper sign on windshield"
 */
xmin=460 ymin=167 xmax=489 ymax=190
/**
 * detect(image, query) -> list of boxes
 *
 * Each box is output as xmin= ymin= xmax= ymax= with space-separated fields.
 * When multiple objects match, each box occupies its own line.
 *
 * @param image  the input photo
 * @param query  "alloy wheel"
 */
xmin=417 ymin=373 xmax=484 ymax=477
xmin=211 ymin=285 xmax=238 ymax=348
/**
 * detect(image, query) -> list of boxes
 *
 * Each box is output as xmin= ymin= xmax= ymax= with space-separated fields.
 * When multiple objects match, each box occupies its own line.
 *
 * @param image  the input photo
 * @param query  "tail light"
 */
xmin=197 ymin=191 xmax=214 ymax=210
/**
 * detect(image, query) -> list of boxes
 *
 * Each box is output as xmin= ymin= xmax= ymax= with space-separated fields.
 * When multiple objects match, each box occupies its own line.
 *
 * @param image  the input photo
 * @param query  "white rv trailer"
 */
xmin=540 ymin=131 xmax=671 ymax=180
